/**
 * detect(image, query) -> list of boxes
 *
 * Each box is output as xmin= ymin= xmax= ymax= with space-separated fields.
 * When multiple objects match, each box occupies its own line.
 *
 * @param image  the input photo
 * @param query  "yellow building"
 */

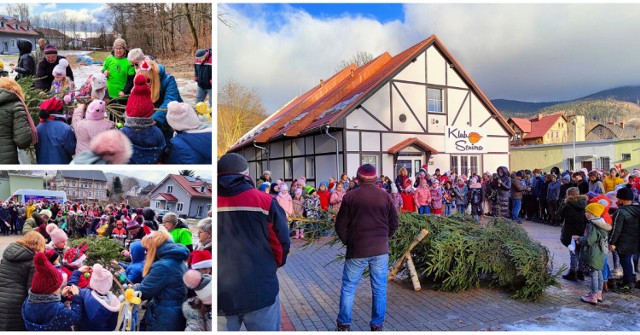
xmin=508 ymin=114 xmax=568 ymax=146
xmin=510 ymin=137 xmax=640 ymax=172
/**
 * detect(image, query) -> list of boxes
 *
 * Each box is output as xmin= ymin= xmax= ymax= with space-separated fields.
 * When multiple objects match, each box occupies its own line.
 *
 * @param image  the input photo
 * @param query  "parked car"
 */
xmin=155 ymin=209 xmax=170 ymax=221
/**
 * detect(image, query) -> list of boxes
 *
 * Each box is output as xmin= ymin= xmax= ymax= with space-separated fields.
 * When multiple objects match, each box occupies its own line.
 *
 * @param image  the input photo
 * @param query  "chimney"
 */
xmin=608 ymin=121 xmax=614 ymax=125
xmin=320 ymin=79 xmax=324 ymax=87
xmin=620 ymin=122 xmax=624 ymax=129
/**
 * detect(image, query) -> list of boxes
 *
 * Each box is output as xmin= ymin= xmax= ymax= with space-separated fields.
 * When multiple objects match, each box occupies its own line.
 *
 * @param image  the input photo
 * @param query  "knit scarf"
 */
xmin=124 ymin=116 xmax=154 ymax=130
xmin=27 ymin=289 xmax=61 ymax=304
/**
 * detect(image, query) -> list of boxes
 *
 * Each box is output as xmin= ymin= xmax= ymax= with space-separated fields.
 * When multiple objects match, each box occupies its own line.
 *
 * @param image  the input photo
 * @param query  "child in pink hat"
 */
xmin=67 ymin=264 xmax=120 ymax=331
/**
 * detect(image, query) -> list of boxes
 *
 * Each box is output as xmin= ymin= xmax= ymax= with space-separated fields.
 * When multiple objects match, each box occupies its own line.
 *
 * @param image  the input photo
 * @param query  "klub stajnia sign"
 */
xmin=445 ymin=126 xmax=487 ymax=153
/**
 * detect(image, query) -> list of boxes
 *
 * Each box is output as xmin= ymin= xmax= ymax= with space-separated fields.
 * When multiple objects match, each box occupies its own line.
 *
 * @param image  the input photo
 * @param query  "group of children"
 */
xmin=18 ymin=214 xmax=212 ymax=331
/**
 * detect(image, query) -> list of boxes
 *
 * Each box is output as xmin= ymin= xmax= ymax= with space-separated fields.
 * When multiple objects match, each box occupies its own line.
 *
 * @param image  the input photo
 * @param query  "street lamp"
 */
xmin=571 ymin=117 xmax=577 ymax=172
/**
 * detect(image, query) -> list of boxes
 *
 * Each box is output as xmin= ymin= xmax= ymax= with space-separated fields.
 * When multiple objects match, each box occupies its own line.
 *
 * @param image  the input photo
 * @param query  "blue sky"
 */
xmin=31 ymin=3 xmax=103 ymax=14
xmin=219 ymin=3 xmax=640 ymax=113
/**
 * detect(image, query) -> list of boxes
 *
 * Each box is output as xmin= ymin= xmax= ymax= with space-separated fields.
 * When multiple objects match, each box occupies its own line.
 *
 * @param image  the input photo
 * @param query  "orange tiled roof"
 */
xmin=523 ymin=114 xmax=565 ymax=139
xmin=509 ymin=118 xmax=532 ymax=133
xmin=387 ymin=137 xmax=439 ymax=154
xmin=232 ymin=34 xmax=514 ymax=150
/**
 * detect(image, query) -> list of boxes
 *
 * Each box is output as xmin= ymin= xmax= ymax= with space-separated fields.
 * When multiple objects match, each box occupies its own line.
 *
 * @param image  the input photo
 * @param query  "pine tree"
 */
xmin=113 ymin=176 xmax=123 ymax=194
xmin=179 ymin=170 xmax=195 ymax=177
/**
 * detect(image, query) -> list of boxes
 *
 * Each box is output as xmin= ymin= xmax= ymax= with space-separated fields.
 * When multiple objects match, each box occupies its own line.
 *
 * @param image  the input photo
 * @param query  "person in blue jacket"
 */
xmin=129 ymin=55 xmax=183 ymax=142
xmin=165 ymin=101 xmax=211 ymax=164
xmin=21 ymin=252 xmax=82 ymax=331
xmin=67 ymin=263 xmax=120 ymax=331
xmin=35 ymin=97 xmax=77 ymax=164
xmin=138 ymin=231 xmax=189 ymax=331
xmin=120 ymin=74 xmax=166 ymax=164
xmin=111 ymin=240 xmax=145 ymax=284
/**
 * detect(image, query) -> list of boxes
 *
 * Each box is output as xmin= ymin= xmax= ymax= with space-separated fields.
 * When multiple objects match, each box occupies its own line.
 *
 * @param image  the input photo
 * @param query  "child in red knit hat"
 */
xmin=21 ymin=252 xmax=82 ymax=331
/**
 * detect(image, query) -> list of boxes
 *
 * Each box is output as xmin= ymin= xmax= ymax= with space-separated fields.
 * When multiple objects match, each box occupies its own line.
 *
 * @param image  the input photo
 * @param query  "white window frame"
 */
xmin=427 ymin=88 xmax=444 ymax=113
xmin=155 ymin=201 xmax=161 ymax=209
xmin=167 ymin=185 xmax=173 ymax=193
xmin=10 ymin=39 xmax=16 ymax=48
xmin=176 ymin=202 xmax=184 ymax=212
xmin=361 ymin=154 xmax=379 ymax=172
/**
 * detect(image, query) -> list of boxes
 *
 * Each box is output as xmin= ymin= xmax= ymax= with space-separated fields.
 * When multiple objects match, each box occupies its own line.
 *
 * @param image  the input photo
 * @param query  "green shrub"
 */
xmin=69 ymin=235 xmax=126 ymax=267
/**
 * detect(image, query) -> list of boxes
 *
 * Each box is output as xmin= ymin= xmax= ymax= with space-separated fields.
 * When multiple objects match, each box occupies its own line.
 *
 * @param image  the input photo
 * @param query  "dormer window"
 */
xmin=14 ymin=24 xmax=18 ymax=29
xmin=200 ymin=186 xmax=205 ymax=193
xmin=0 ymin=22 xmax=5 ymax=28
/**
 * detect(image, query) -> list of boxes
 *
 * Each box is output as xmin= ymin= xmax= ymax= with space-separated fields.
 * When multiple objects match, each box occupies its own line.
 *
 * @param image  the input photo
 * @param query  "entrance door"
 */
xmin=582 ymin=161 xmax=592 ymax=171
xmin=396 ymin=155 xmax=423 ymax=179
xmin=2 ymin=42 xmax=7 ymax=53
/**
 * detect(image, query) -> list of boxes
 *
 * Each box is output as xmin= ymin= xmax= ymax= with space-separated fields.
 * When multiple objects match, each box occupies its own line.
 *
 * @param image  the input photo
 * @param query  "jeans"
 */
xmin=569 ymin=250 xmax=578 ymax=271
xmin=338 ymin=253 xmax=389 ymax=327
xmin=445 ymin=204 xmax=454 ymax=217
xmin=418 ymin=206 xmax=430 ymax=215
xmin=619 ymin=253 xmax=635 ymax=287
xmin=511 ymin=198 xmax=522 ymax=221
xmin=218 ymin=294 xmax=281 ymax=331
xmin=456 ymin=204 xmax=466 ymax=215
xmin=603 ymin=256 xmax=610 ymax=281
xmin=612 ymin=249 xmax=621 ymax=269
xmin=589 ymin=269 xmax=603 ymax=294
xmin=196 ymin=86 xmax=212 ymax=106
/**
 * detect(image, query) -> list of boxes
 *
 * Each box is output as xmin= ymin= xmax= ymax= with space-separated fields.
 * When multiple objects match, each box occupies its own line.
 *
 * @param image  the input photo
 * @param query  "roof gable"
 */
xmin=523 ymin=114 xmax=566 ymax=139
xmin=233 ymin=34 xmax=514 ymax=150
xmin=149 ymin=174 xmax=212 ymax=199
xmin=58 ymin=170 xmax=107 ymax=182
xmin=509 ymin=118 xmax=532 ymax=133
xmin=387 ymin=137 xmax=439 ymax=154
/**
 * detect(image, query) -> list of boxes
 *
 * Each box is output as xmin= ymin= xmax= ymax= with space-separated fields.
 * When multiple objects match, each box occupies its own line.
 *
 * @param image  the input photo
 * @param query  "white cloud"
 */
xmin=44 ymin=3 xmax=56 ymax=10
xmin=218 ymin=3 xmax=640 ymax=113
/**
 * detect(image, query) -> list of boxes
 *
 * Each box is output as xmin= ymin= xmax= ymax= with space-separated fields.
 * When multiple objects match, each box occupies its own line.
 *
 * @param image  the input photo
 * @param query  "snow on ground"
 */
xmin=505 ymin=303 xmax=640 ymax=331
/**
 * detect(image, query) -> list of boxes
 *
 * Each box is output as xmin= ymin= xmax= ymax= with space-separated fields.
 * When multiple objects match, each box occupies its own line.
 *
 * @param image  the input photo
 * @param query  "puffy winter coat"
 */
xmin=153 ymin=64 xmax=183 ymax=141
xmin=277 ymin=193 xmax=294 ymax=216
xmin=139 ymin=241 xmax=190 ymax=331
xmin=578 ymin=218 xmax=611 ymax=271
xmin=14 ymin=39 xmax=36 ymax=80
xmin=430 ymin=187 xmax=443 ymax=209
xmin=558 ymin=195 xmax=589 ymax=247
xmin=0 ymin=243 xmax=37 ymax=330
xmin=547 ymin=180 xmax=561 ymax=201
xmin=183 ymin=299 xmax=211 ymax=331
xmin=164 ymin=129 xmax=212 ymax=164
xmin=118 ymin=240 xmax=145 ymax=284
xmin=453 ymin=183 xmax=468 ymax=206
xmin=71 ymin=104 xmax=115 ymax=155
xmin=609 ymin=204 xmax=640 ymax=255
xmin=34 ymin=56 xmax=74 ymax=91
xmin=330 ymin=190 xmax=345 ymax=213
xmin=194 ymin=49 xmax=212 ymax=90
xmin=414 ymin=186 xmax=432 ymax=207
xmin=0 ymin=88 xmax=37 ymax=164
xmin=67 ymin=270 xmax=120 ymax=331
xmin=121 ymin=123 xmax=166 ymax=164
xmin=494 ymin=167 xmax=512 ymax=217
xmin=603 ymin=176 xmax=624 ymax=193
xmin=35 ymin=116 xmax=77 ymax=164
xmin=22 ymin=290 xmax=82 ymax=331
xmin=169 ymin=220 xmax=193 ymax=250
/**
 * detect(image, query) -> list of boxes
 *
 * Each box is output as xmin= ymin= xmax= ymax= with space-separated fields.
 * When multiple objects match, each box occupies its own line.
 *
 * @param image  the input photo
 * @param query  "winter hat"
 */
xmin=183 ymin=270 xmax=211 ymax=305
xmin=142 ymin=208 xmax=156 ymax=221
xmin=279 ymin=183 xmax=289 ymax=192
xmin=432 ymin=179 xmax=440 ymax=185
xmin=305 ymin=186 xmax=316 ymax=195
xmin=516 ymin=171 xmax=524 ymax=178
xmin=88 ymin=264 xmax=113 ymax=295
xmin=218 ymin=153 xmax=249 ymax=176
xmin=606 ymin=191 xmax=619 ymax=209
xmin=390 ymin=183 xmax=398 ymax=194
xmin=126 ymin=219 xmax=141 ymax=230
xmin=91 ymin=72 xmax=107 ymax=90
xmin=319 ymin=181 xmax=328 ymax=189
xmin=470 ymin=176 xmax=478 ymax=184
xmin=45 ymin=248 xmax=59 ymax=264
xmin=44 ymin=44 xmax=58 ymax=55
xmin=563 ymin=175 xmax=571 ymax=182
xmin=31 ymin=252 xmax=63 ymax=294
xmin=195 ymin=48 xmax=208 ymax=59
xmin=633 ymin=170 xmax=640 ymax=178
xmin=586 ymin=192 xmax=598 ymax=200
xmin=616 ymin=186 xmax=634 ymax=201
xmin=64 ymin=245 xmax=87 ymax=268
xmin=52 ymin=58 xmax=68 ymax=77
xmin=45 ymin=223 xmax=58 ymax=235
xmin=404 ymin=179 xmax=413 ymax=187
xmin=258 ymin=183 xmax=269 ymax=192
xmin=125 ymin=74 xmax=155 ymax=118
xmin=357 ymin=164 xmax=377 ymax=182
xmin=85 ymin=99 xmax=106 ymax=121
xmin=167 ymin=101 xmax=200 ymax=131
xmin=50 ymin=228 xmax=68 ymax=245
xmin=86 ymin=130 xmax=132 ymax=164
xmin=39 ymin=97 xmax=64 ymax=119
xmin=585 ymin=203 xmax=605 ymax=218
xmin=113 ymin=38 xmax=127 ymax=50
xmin=39 ymin=209 xmax=52 ymax=219
xmin=188 ymin=250 xmax=212 ymax=270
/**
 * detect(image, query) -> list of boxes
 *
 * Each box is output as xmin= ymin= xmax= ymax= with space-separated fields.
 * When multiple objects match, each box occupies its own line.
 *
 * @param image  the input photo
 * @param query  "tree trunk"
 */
xmin=184 ymin=3 xmax=198 ymax=53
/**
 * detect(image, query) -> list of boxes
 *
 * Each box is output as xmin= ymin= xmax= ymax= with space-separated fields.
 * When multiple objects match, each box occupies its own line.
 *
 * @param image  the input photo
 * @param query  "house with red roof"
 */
xmin=0 ymin=15 xmax=38 ymax=54
xmin=230 ymin=35 xmax=514 ymax=185
xmin=148 ymin=174 xmax=211 ymax=219
xmin=507 ymin=113 xmax=568 ymax=146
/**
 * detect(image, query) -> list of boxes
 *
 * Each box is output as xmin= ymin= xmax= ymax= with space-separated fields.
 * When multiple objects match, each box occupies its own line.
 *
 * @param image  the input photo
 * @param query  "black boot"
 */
xmin=336 ymin=321 xmax=350 ymax=331
xmin=370 ymin=324 xmax=384 ymax=331
xmin=576 ymin=271 xmax=585 ymax=281
xmin=562 ymin=270 xmax=578 ymax=281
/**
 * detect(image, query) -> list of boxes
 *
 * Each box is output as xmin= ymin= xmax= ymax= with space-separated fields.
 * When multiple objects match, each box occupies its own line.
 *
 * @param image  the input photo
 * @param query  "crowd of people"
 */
xmin=0 ymin=38 xmax=212 ymax=165
xmin=0 ymin=200 xmax=213 ymax=331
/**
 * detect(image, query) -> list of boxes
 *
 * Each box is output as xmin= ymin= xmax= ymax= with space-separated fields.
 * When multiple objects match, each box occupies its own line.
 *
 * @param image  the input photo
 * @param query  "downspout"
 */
xmin=325 ymin=125 xmax=340 ymax=177
xmin=253 ymin=141 xmax=269 ymax=170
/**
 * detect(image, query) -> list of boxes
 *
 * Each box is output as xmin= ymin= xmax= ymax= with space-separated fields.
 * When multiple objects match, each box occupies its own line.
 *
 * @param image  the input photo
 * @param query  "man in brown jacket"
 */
xmin=335 ymin=164 xmax=399 ymax=331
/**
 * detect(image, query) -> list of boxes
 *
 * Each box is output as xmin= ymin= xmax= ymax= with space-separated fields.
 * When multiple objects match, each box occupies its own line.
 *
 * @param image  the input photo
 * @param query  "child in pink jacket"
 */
xmin=430 ymin=179 xmax=443 ymax=216
xmin=414 ymin=178 xmax=432 ymax=215
xmin=276 ymin=183 xmax=294 ymax=219
xmin=329 ymin=183 xmax=346 ymax=213
xmin=71 ymin=99 xmax=115 ymax=155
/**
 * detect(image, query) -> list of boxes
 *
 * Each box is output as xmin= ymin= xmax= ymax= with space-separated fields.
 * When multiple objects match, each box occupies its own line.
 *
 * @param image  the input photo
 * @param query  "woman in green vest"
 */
xmin=102 ymin=38 xmax=135 ymax=99
xmin=162 ymin=212 xmax=193 ymax=251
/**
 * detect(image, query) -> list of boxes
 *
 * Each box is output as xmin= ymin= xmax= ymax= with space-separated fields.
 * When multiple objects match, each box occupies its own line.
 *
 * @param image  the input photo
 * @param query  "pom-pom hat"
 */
xmin=183 ymin=270 xmax=211 ymax=305
xmin=50 ymin=228 xmax=68 ymax=245
xmin=167 ymin=101 xmax=201 ymax=131
xmin=125 ymin=74 xmax=155 ymax=118
xmin=89 ymin=264 xmax=113 ymax=295
xmin=44 ymin=44 xmax=57 ymax=55
xmin=39 ymin=98 xmax=64 ymax=113
xmin=31 ymin=252 xmax=63 ymax=294
xmin=52 ymin=58 xmax=69 ymax=77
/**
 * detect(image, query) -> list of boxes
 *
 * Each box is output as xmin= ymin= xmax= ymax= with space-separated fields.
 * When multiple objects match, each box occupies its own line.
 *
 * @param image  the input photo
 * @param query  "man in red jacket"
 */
xmin=335 ymin=164 xmax=399 ymax=331
xmin=218 ymin=153 xmax=290 ymax=331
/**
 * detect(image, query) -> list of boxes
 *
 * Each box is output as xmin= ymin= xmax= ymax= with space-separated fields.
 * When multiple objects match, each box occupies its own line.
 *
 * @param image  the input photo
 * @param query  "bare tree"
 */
xmin=335 ymin=51 xmax=375 ymax=73
xmin=217 ymin=79 xmax=268 ymax=157
xmin=15 ymin=4 xmax=30 ymax=22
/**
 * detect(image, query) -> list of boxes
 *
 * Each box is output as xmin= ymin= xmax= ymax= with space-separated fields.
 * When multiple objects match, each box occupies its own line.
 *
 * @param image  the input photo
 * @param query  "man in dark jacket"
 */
xmin=12 ymin=39 xmax=36 ymax=80
xmin=218 ymin=153 xmax=290 ymax=331
xmin=557 ymin=187 xmax=588 ymax=281
xmin=34 ymin=45 xmax=74 ymax=91
xmin=335 ymin=164 xmax=399 ymax=331
xmin=609 ymin=186 xmax=640 ymax=291
xmin=510 ymin=171 xmax=527 ymax=223
xmin=0 ymin=204 xmax=10 ymax=236
xmin=194 ymin=48 xmax=212 ymax=106
xmin=493 ymin=166 xmax=512 ymax=219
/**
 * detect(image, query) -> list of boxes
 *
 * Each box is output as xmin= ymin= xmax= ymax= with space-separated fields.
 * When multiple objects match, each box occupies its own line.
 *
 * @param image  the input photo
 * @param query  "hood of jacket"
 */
xmin=175 ymin=131 xmax=211 ymax=158
xmin=0 ymin=88 xmax=21 ymax=107
xmin=497 ymin=166 xmax=510 ymax=176
xmin=565 ymin=194 xmax=588 ymax=209
xmin=218 ymin=173 xmax=255 ymax=197
xmin=175 ymin=219 xmax=189 ymax=230
xmin=2 ymin=242 xmax=35 ymax=263
xmin=590 ymin=217 xmax=612 ymax=232
xmin=156 ymin=240 xmax=190 ymax=262
xmin=17 ymin=39 xmax=32 ymax=55
xmin=129 ymin=240 xmax=146 ymax=263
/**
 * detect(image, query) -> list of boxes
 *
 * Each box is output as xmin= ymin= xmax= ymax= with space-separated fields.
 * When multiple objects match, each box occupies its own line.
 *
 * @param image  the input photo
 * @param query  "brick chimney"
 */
xmin=620 ymin=122 xmax=624 ymax=129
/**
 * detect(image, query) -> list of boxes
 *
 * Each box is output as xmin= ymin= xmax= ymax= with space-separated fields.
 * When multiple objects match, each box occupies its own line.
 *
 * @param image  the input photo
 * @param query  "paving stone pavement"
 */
xmin=277 ymin=219 xmax=640 ymax=331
